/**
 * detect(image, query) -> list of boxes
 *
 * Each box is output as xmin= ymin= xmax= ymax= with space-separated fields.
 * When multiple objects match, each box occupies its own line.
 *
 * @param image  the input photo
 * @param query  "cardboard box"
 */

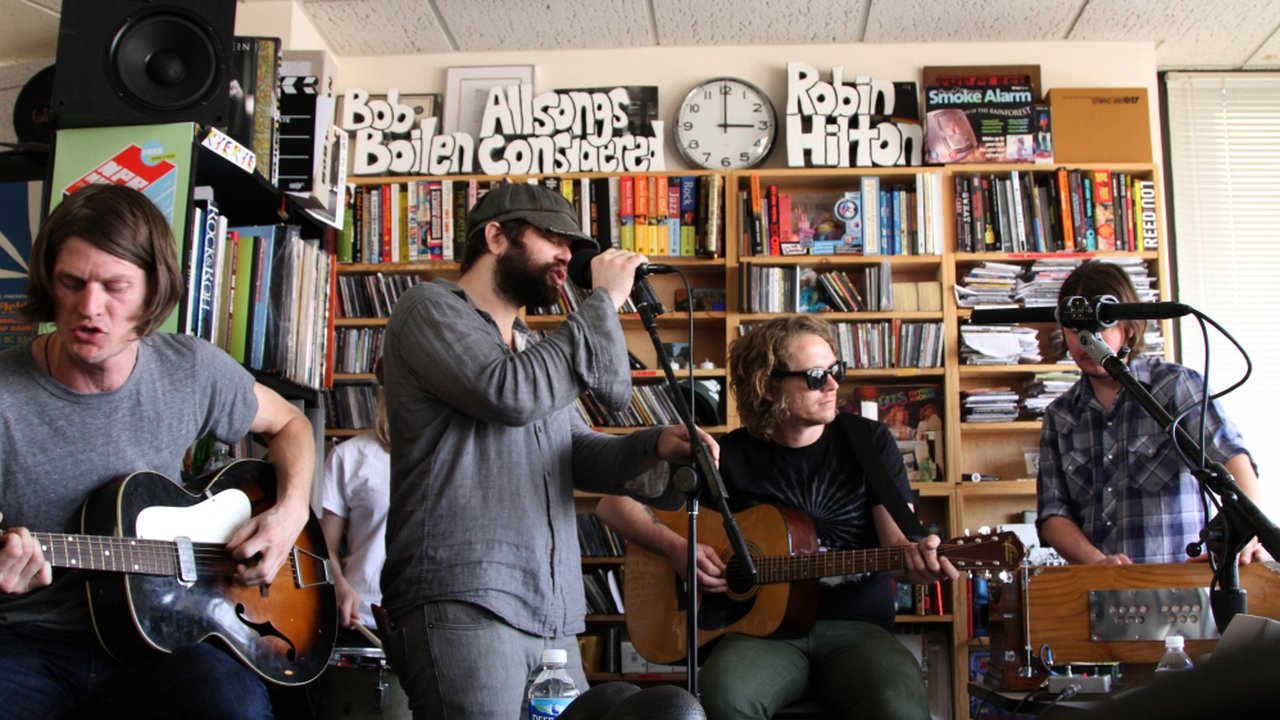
xmin=1046 ymin=88 xmax=1152 ymax=163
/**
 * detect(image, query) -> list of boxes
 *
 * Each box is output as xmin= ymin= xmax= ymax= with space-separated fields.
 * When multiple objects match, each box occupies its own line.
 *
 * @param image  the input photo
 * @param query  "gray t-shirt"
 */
xmin=0 ymin=333 xmax=258 ymax=629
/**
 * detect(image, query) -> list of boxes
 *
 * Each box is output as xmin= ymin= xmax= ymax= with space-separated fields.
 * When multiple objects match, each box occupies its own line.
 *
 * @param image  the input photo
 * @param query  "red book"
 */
xmin=767 ymin=184 xmax=781 ymax=256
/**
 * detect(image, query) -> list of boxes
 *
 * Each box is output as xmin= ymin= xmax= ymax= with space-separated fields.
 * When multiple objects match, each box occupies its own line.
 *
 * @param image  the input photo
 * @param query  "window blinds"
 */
xmin=1163 ymin=72 xmax=1280 ymax=513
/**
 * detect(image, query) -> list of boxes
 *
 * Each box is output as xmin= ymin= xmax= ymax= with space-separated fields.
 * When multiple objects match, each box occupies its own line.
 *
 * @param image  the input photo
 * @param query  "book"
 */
xmin=923 ymin=67 xmax=1040 ymax=164
xmin=678 ymin=176 xmax=697 ymax=256
xmin=0 ymin=178 xmax=41 ymax=348
xmin=861 ymin=176 xmax=881 ymax=255
xmin=842 ymin=383 xmax=944 ymax=482
xmin=1136 ymin=179 xmax=1159 ymax=249
xmin=230 ymin=37 xmax=282 ymax=185
xmin=228 ymin=231 xmax=256 ymax=363
xmin=618 ymin=176 xmax=635 ymax=251
xmin=1092 ymin=169 xmax=1116 ymax=250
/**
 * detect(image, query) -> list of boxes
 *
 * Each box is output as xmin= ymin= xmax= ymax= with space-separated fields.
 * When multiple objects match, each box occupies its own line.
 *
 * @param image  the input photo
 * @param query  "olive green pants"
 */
xmin=698 ymin=620 xmax=930 ymax=720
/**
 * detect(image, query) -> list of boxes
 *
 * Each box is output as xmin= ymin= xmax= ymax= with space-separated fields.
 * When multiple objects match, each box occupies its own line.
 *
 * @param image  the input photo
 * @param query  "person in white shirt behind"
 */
xmin=321 ymin=359 xmax=391 ymax=635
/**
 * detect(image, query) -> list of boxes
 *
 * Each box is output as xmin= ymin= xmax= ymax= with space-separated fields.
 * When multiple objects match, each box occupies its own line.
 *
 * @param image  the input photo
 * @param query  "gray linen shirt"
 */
xmin=381 ymin=278 xmax=674 ymax=638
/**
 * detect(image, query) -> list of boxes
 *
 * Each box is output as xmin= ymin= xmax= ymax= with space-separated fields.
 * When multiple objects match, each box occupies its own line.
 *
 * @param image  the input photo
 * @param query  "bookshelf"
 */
xmin=335 ymin=160 xmax=1168 ymax=718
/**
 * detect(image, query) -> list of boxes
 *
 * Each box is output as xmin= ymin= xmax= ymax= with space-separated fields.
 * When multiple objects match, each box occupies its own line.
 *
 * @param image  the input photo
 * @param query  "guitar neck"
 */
xmin=32 ymin=532 xmax=218 ymax=577
xmin=755 ymin=546 xmax=907 ymax=584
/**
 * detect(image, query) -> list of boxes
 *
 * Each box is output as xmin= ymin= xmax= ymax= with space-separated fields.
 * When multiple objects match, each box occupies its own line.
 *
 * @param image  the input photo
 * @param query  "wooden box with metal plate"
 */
xmin=986 ymin=562 xmax=1280 ymax=690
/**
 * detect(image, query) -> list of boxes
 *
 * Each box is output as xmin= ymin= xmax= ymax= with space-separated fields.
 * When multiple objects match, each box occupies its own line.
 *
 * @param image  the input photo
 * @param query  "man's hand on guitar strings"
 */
xmin=666 ymin=538 xmax=728 ymax=593
xmin=899 ymin=534 xmax=960 ymax=586
xmin=225 ymin=504 xmax=309 ymax=586
xmin=0 ymin=514 xmax=53 ymax=594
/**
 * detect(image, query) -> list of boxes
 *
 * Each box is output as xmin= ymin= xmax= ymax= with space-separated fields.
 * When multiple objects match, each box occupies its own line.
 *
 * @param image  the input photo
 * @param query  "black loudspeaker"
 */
xmin=51 ymin=0 xmax=234 ymax=128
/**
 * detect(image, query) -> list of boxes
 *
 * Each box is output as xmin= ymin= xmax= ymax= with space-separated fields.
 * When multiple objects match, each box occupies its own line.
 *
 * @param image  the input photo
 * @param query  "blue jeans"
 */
xmin=383 ymin=601 xmax=587 ymax=720
xmin=0 ymin=624 xmax=273 ymax=720
xmin=698 ymin=620 xmax=930 ymax=720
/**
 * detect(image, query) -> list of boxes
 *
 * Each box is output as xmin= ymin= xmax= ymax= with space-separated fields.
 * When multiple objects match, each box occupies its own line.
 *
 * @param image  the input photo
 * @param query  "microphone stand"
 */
xmin=1075 ymin=330 xmax=1280 ymax=632
xmin=629 ymin=280 xmax=756 ymax=699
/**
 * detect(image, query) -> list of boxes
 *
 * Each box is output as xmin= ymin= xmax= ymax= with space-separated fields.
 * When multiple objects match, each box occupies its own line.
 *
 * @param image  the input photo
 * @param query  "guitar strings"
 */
xmin=36 ymin=534 xmax=307 ymax=575
xmin=725 ymin=541 xmax=996 ymax=582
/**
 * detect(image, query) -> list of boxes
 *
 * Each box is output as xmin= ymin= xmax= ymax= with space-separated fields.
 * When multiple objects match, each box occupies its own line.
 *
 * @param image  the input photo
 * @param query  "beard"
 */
xmin=494 ymin=236 xmax=562 ymax=309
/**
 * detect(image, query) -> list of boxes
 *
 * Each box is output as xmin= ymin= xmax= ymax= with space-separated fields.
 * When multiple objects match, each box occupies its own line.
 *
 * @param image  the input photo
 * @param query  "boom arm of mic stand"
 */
xmin=634 ymin=298 xmax=756 ymax=698
xmin=1076 ymin=331 xmax=1280 ymax=627
xmin=634 ymin=300 xmax=756 ymax=579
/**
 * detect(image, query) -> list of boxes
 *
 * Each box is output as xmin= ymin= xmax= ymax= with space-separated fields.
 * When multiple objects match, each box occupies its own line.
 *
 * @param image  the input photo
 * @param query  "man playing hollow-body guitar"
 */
xmin=0 ymin=185 xmax=318 ymax=719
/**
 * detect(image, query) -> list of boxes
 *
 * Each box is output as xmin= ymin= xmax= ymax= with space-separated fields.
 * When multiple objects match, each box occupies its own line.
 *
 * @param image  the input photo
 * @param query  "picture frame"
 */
xmin=444 ymin=65 xmax=534 ymax=136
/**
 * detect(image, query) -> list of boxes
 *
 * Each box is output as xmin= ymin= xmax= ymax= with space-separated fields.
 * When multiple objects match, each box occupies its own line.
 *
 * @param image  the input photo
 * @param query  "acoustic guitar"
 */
xmin=14 ymin=459 xmax=337 ymax=686
xmin=624 ymin=504 xmax=1024 ymax=664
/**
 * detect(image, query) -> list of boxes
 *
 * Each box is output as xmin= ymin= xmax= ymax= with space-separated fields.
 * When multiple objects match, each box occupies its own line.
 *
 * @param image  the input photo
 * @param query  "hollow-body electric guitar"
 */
xmin=18 ymin=459 xmax=337 ymax=685
xmin=624 ymin=504 xmax=1025 ymax=664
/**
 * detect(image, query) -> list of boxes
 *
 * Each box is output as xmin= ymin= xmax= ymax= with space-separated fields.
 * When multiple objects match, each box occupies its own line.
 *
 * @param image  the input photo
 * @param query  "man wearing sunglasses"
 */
xmin=598 ymin=316 xmax=956 ymax=720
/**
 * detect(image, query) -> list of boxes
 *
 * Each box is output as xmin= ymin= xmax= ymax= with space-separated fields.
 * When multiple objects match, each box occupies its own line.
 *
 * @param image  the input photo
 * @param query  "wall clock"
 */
xmin=674 ymin=77 xmax=777 ymax=170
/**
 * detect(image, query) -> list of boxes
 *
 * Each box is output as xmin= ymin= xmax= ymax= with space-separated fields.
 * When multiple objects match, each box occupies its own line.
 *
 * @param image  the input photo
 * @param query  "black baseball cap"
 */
xmin=465 ymin=183 xmax=595 ymax=248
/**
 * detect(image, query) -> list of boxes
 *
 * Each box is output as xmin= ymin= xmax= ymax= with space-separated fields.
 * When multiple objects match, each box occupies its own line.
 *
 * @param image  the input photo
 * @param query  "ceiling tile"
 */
xmin=1071 ymin=0 xmax=1280 ymax=68
xmin=299 ymin=0 xmax=452 ymax=56
xmin=436 ymin=0 xmax=653 ymax=52
xmin=865 ymin=0 xmax=1077 ymax=42
xmin=1245 ymin=26 xmax=1280 ymax=68
xmin=653 ymin=0 xmax=867 ymax=46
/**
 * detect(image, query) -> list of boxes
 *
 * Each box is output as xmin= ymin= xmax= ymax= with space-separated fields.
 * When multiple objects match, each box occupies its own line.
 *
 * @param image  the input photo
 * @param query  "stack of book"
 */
xmin=954 ymin=261 xmax=1020 ymax=308
xmin=961 ymin=388 xmax=1020 ymax=423
xmin=1021 ymin=371 xmax=1080 ymax=417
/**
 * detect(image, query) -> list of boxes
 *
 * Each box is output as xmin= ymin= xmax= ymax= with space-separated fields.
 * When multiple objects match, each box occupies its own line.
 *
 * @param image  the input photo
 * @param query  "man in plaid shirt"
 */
xmin=1037 ymin=261 xmax=1263 ymax=565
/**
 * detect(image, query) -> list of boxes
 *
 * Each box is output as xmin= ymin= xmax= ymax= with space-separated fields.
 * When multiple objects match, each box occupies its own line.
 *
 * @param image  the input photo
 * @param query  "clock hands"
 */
xmin=718 ymin=122 xmax=755 ymax=129
xmin=721 ymin=85 xmax=728 ymax=134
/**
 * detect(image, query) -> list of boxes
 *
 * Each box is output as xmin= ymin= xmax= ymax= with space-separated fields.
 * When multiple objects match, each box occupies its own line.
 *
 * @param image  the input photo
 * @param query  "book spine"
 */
xmin=646 ymin=175 xmax=661 ymax=256
xmin=229 ymin=232 xmax=254 ymax=363
xmin=633 ymin=175 xmax=649 ymax=255
xmin=1092 ymin=169 xmax=1115 ymax=251
xmin=679 ymin=176 xmax=696 ymax=256
xmin=666 ymin=178 xmax=681 ymax=258
xmin=619 ymin=176 xmax=635 ymax=252
xmin=747 ymin=174 xmax=763 ymax=255
xmin=861 ymin=176 xmax=880 ymax=255
xmin=195 ymin=201 xmax=222 ymax=341
xmin=767 ymin=184 xmax=781 ymax=256
xmin=440 ymin=179 xmax=454 ymax=262
xmin=1136 ymin=179 xmax=1159 ymax=249
xmin=1055 ymin=168 xmax=1076 ymax=251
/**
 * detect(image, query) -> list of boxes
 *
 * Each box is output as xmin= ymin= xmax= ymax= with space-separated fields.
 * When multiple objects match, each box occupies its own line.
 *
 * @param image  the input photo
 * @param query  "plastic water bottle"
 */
xmin=527 ymin=648 xmax=579 ymax=718
xmin=1155 ymin=634 xmax=1194 ymax=672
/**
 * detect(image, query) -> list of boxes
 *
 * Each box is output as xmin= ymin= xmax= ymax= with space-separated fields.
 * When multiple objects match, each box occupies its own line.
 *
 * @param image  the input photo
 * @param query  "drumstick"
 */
xmin=356 ymin=623 xmax=383 ymax=649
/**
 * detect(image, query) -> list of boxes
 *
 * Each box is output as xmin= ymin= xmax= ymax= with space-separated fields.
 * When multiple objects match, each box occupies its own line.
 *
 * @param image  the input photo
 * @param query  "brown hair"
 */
xmin=22 ymin=184 xmax=183 ymax=338
xmin=460 ymin=218 xmax=531 ymax=273
xmin=730 ymin=315 xmax=838 ymax=439
xmin=1058 ymin=260 xmax=1146 ymax=355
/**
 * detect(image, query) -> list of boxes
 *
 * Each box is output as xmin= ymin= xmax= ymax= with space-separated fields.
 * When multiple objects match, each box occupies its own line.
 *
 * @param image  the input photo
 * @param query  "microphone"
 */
xmin=970 ymin=295 xmax=1193 ymax=330
xmin=567 ymin=246 xmax=677 ymax=289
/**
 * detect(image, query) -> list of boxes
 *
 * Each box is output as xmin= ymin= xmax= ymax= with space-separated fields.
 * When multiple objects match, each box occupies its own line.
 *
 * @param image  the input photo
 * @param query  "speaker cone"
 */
xmin=111 ymin=11 xmax=220 ymax=111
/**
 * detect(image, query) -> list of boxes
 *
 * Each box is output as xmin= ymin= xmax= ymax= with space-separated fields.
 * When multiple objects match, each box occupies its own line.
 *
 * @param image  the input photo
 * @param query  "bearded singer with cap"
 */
xmin=379 ymin=183 xmax=717 ymax=719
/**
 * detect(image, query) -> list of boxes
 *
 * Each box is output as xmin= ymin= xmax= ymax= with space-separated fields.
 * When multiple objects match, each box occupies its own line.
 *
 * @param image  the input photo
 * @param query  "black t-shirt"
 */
xmin=713 ymin=415 xmax=911 ymax=630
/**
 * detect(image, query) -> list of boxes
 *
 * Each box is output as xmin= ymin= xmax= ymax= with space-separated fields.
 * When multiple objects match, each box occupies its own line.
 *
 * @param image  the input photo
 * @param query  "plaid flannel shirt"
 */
xmin=1037 ymin=357 xmax=1250 ymax=564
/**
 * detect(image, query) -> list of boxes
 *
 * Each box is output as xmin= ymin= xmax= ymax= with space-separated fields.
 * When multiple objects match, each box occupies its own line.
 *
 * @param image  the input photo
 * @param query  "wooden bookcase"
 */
xmin=337 ymin=161 xmax=1168 ymax=719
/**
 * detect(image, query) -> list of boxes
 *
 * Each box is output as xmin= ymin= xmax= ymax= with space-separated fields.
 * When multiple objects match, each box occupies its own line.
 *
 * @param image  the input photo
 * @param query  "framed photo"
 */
xmin=444 ymin=65 xmax=534 ymax=136
xmin=401 ymin=93 xmax=441 ymax=128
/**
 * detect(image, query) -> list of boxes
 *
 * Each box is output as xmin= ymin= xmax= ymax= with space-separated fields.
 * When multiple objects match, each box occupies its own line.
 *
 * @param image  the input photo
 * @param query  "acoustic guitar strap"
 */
xmin=838 ymin=413 xmax=927 ymax=541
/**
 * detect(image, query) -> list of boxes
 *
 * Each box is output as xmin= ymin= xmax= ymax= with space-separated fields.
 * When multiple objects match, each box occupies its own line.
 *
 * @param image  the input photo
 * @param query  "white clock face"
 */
xmin=675 ymin=78 xmax=777 ymax=170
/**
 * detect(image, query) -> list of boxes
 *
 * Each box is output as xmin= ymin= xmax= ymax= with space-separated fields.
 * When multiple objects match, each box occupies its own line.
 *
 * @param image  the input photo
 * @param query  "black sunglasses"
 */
xmin=771 ymin=361 xmax=846 ymax=390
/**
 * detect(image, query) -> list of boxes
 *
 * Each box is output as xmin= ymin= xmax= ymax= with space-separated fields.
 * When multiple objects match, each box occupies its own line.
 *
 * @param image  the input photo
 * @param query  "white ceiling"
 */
xmin=3 ymin=0 xmax=1280 ymax=70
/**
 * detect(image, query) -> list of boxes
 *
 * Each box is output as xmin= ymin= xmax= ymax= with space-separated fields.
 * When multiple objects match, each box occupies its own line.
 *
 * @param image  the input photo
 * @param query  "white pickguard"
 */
xmin=134 ymin=489 xmax=252 ymax=543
